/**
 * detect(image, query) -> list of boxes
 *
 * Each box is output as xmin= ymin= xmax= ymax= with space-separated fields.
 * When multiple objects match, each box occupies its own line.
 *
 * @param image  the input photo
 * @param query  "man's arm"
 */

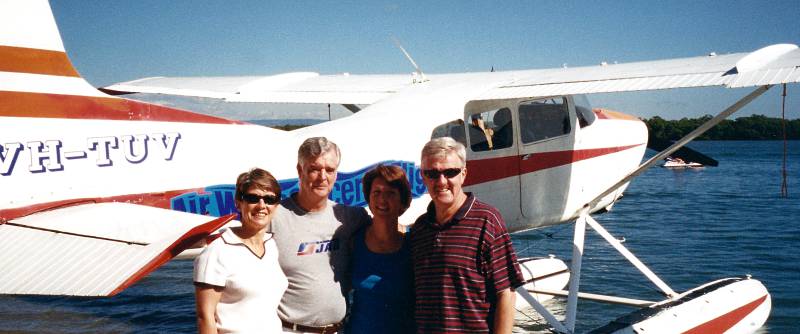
xmin=481 ymin=204 xmax=524 ymax=334
xmin=493 ymin=288 xmax=516 ymax=334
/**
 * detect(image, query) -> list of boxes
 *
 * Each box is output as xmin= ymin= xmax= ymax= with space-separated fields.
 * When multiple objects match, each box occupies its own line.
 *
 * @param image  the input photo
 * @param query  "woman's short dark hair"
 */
xmin=235 ymin=168 xmax=281 ymax=201
xmin=362 ymin=164 xmax=412 ymax=215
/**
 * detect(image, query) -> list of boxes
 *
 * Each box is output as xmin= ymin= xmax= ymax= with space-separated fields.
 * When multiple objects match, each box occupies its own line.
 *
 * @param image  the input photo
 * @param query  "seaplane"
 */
xmin=1 ymin=1 xmax=798 ymax=332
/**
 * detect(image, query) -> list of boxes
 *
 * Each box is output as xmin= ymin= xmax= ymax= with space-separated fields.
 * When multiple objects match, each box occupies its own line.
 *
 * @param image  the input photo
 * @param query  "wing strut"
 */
xmin=585 ymin=85 xmax=771 ymax=212
xmin=517 ymin=85 xmax=773 ymax=333
xmin=342 ymin=104 xmax=361 ymax=113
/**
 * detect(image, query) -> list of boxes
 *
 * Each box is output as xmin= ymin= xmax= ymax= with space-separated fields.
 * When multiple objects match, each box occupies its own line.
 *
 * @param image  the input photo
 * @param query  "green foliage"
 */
xmin=643 ymin=114 xmax=799 ymax=141
xmin=277 ymin=116 xmax=800 ymax=139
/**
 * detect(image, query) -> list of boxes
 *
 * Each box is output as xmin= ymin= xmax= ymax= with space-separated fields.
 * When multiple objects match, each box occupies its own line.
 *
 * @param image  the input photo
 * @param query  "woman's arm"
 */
xmin=195 ymin=283 xmax=223 ymax=334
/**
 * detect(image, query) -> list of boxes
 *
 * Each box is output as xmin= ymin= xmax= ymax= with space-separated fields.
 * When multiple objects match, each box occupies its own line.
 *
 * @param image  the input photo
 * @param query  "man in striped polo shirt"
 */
xmin=409 ymin=137 xmax=524 ymax=333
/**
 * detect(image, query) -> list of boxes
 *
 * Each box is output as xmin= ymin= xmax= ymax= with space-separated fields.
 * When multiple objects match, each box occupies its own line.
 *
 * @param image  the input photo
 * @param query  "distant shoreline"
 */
xmin=644 ymin=114 xmax=798 ymax=141
xmin=254 ymin=115 xmax=800 ymax=142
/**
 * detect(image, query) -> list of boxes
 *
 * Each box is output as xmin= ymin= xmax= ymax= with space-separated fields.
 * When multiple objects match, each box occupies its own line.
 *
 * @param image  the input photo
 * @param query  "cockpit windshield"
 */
xmin=574 ymin=94 xmax=596 ymax=128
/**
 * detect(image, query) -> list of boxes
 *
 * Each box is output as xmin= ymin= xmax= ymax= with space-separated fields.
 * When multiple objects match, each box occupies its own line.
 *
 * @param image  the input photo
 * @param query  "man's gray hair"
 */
xmin=421 ymin=137 xmax=466 ymax=167
xmin=298 ymin=136 xmax=341 ymax=167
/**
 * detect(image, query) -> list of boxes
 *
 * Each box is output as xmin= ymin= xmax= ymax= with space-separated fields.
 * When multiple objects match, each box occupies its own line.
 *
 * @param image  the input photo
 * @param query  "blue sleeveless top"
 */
xmin=346 ymin=226 xmax=414 ymax=333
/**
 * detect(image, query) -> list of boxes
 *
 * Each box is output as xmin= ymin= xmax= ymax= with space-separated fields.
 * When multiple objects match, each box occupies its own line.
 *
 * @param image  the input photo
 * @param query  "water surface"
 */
xmin=1 ymin=141 xmax=797 ymax=333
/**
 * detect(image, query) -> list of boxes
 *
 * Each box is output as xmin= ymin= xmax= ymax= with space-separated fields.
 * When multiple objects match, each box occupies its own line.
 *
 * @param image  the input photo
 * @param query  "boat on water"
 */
xmin=662 ymin=157 xmax=704 ymax=169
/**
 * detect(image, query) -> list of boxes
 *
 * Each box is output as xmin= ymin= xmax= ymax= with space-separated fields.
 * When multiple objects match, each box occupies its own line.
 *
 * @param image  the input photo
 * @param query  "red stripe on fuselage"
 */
xmin=0 ymin=46 xmax=79 ymax=77
xmin=465 ymin=155 xmax=518 ymax=186
xmin=464 ymin=144 xmax=643 ymax=186
xmin=0 ymin=188 xmax=203 ymax=221
xmin=0 ymin=91 xmax=245 ymax=124
xmin=682 ymin=294 xmax=768 ymax=334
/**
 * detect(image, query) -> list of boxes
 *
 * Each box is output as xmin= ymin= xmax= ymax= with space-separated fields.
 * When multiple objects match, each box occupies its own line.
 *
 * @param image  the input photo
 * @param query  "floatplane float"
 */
xmin=2 ymin=1 xmax=798 ymax=332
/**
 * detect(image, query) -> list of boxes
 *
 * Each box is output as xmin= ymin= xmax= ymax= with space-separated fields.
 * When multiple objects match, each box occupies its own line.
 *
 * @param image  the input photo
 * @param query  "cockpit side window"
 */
xmin=490 ymin=108 xmax=513 ymax=150
xmin=519 ymin=97 xmax=570 ymax=144
xmin=467 ymin=113 xmax=491 ymax=151
xmin=431 ymin=119 xmax=467 ymax=147
xmin=467 ymin=108 xmax=513 ymax=152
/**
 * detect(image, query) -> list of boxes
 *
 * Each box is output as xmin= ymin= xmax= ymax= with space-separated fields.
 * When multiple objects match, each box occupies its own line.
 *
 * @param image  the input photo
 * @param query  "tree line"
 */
xmin=270 ymin=114 xmax=799 ymax=141
xmin=644 ymin=114 xmax=800 ymax=141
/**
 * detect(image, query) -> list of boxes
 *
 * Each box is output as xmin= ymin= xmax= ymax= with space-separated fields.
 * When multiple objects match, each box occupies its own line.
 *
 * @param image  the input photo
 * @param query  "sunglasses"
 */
xmin=240 ymin=193 xmax=281 ymax=205
xmin=422 ymin=168 xmax=462 ymax=179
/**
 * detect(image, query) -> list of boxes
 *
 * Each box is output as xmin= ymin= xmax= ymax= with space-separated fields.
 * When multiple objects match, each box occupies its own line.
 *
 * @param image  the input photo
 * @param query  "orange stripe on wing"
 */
xmin=0 ymin=46 xmax=80 ymax=77
xmin=0 ymin=188 xmax=205 ymax=221
xmin=0 ymin=91 xmax=245 ymax=124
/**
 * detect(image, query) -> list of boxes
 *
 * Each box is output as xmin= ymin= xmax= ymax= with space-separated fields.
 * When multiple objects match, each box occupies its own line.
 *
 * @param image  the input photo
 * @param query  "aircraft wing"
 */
xmin=0 ymin=203 xmax=235 ymax=296
xmin=103 ymin=44 xmax=800 ymax=105
xmin=102 ymin=72 xmax=414 ymax=105
xmin=477 ymin=44 xmax=800 ymax=100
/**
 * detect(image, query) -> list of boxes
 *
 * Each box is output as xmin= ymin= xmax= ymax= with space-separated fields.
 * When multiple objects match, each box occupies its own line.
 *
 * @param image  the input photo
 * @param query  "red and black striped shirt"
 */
xmin=409 ymin=193 xmax=524 ymax=333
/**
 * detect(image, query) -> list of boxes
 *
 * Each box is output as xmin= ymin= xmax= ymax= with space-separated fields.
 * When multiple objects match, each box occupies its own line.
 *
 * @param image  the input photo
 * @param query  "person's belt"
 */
xmin=281 ymin=319 xmax=342 ymax=334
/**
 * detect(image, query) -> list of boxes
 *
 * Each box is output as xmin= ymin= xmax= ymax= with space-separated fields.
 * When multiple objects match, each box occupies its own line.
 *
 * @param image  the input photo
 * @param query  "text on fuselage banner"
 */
xmin=0 ymin=133 xmax=181 ymax=176
xmin=171 ymin=160 xmax=428 ymax=215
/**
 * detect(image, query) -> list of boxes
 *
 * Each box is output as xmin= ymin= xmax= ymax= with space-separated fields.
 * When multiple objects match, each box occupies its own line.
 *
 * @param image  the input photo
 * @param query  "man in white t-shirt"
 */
xmin=271 ymin=137 xmax=368 ymax=333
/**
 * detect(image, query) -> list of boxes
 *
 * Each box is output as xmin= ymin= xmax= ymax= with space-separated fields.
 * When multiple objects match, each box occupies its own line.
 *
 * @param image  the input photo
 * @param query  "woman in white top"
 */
xmin=194 ymin=168 xmax=288 ymax=333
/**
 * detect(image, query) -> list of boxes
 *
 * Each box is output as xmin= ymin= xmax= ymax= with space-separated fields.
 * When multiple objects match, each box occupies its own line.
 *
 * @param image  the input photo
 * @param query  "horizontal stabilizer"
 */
xmin=0 ymin=203 xmax=235 ymax=296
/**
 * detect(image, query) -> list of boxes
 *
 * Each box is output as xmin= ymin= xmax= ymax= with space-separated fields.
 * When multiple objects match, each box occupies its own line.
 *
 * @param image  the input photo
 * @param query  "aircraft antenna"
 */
xmin=392 ymin=37 xmax=428 ymax=83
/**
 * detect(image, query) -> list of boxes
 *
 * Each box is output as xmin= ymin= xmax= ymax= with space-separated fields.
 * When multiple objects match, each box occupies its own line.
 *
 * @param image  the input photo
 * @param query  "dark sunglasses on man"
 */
xmin=422 ymin=168 xmax=462 ymax=179
xmin=239 ymin=193 xmax=281 ymax=205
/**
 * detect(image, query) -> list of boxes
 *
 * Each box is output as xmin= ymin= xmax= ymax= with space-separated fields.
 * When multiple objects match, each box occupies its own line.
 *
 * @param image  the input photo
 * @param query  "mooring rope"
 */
xmin=781 ymin=84 xmax=789 ymax=198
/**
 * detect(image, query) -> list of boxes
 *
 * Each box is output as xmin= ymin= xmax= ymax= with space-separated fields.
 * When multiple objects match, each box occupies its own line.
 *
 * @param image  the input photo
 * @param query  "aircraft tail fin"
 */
xmin=0 ymin=0 xmax=107 ymax=98
xmin=0 ymin=0 xmax=243 ymax=124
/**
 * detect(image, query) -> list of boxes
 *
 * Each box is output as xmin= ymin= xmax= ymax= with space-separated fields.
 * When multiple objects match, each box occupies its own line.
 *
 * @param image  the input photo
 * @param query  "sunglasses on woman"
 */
xmin=422 ymin=168 xmax=462 ymax=179
xmin=239 ymin=193 xmax=281 ymax=205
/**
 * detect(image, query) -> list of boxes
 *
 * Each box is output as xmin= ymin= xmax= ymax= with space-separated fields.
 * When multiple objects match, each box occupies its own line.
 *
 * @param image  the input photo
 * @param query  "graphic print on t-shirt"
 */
xmin=296 ymin=239 xmax=340 ymax=256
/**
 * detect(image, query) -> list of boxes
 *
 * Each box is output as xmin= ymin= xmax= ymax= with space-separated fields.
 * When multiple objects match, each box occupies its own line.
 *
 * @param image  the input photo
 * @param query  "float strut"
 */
xmin=585 ymin=215 xmax=676 ymax=298
xmin=564 ymin=214 xmax=587 ymax=332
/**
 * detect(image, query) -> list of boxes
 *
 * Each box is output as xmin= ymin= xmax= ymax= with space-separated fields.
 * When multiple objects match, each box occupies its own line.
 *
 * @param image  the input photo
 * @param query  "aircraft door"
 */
xmin=461 ymin=104 xmax=522 ymax=228
xmin=517 ymin=97 xmax=577 ymax=226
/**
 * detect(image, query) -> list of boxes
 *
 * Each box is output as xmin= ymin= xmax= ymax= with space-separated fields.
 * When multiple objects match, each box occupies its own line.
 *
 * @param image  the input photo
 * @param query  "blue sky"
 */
xmin=49 ymin=1 xmax=800 ymax=120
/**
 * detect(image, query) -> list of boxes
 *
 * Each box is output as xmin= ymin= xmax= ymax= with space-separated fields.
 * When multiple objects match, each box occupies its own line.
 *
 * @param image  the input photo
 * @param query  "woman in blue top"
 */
xmin=347 ymin=164 xmax=415 ymax=333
